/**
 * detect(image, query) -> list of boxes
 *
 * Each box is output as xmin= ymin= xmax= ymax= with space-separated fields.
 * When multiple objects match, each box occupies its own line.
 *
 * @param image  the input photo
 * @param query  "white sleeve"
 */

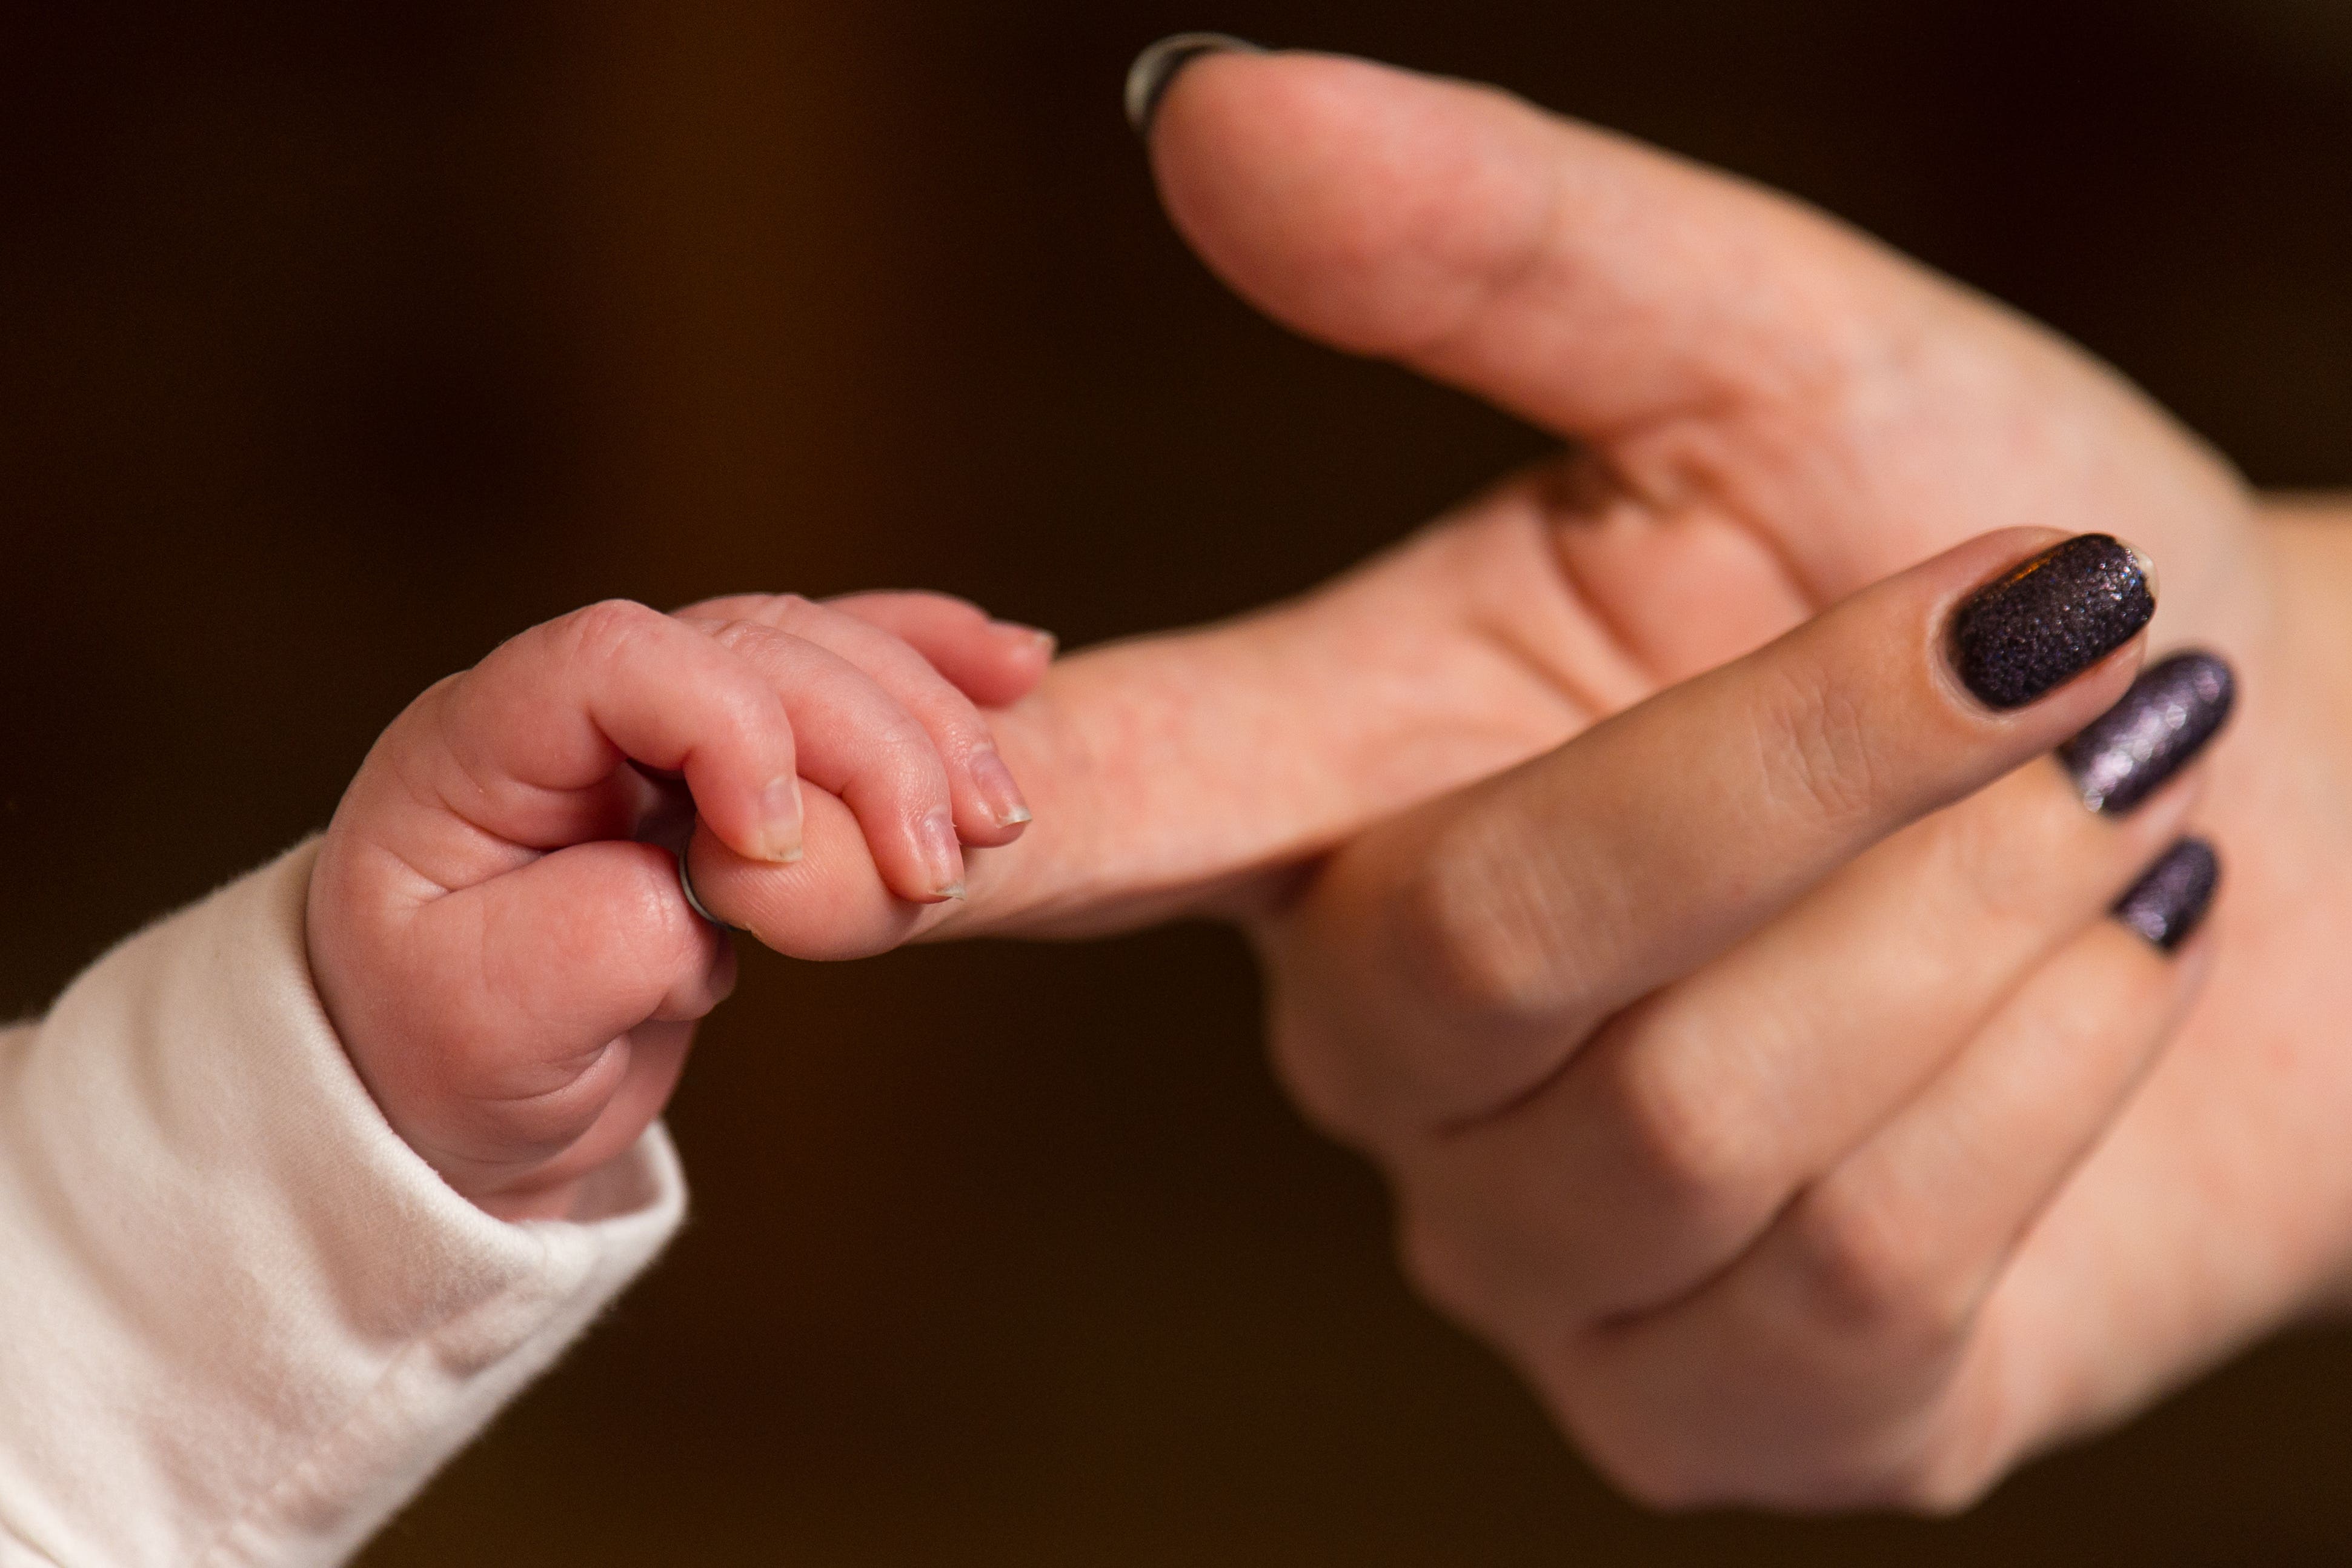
xmin=0 ymin=840 xmax=687 ymax=1568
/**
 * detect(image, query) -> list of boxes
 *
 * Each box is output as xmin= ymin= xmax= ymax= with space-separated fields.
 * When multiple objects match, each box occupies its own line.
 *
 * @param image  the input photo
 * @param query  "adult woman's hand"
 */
xmin=1261 ymin=522 xmax=2218 ymax=1507
xmin=683 ymin=45 xmax=2352 ymax=1505
xmin=1126 ymin=48 xmax=2352 ymax=1507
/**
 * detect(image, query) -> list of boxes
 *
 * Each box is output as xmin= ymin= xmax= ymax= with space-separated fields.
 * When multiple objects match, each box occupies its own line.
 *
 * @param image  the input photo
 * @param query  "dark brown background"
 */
xmin=4 ymin=2 xmax=2350 ymax=1562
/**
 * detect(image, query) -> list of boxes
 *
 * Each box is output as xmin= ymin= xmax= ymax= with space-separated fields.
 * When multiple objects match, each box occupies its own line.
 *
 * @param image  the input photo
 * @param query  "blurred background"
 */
xmin=4 ymin=1 xmax=2350 ymax=1561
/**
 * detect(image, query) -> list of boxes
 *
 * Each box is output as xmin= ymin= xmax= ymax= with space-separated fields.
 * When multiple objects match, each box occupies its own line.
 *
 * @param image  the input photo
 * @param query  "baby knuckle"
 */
xmin=703 ymin=617 xmax=786 ymax=667
xmin=745 ymin=594 xmax=818 ymax=637
xmin=563 ymin=597 xmax=665 ymax=664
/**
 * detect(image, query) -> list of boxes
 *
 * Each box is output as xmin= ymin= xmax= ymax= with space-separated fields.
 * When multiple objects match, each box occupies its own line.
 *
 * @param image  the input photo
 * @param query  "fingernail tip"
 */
xmin=966 ymin=751 xmax=1035 ymax=831
xmin=2122 ymin=540 xmax=2160 ymax=605
xmin=2180 ymin=647 xmax=2239 ymax=714
xmin=1952 ymin=533 xmax=2162 ymax=709
xmin=2114 ymin=835 xmax=2221 ymax=952
xmin=2059 ymin=646 xmax=2239 ymax=817
xmin=1125 ymin=33 xmax=1266 ymax=135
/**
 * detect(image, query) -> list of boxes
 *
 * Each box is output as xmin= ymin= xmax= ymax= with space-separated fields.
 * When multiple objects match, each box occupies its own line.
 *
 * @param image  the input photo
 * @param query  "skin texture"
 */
xmin=1101 ymin=53 xmax=2352 ymax=1507
xmin=307 ymin=592 xmax=1052 ymax=1220
xmin=806 ymin=51 xmax=2345 ymax=1506
xmin=310 ymin=45 xmax=2352 ymax=1511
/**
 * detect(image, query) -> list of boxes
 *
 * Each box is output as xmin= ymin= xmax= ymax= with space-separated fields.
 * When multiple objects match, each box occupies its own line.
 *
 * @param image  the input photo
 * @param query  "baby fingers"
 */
xmin=822 ymin=589 xmax=1056 ymax=710
xmin=692 ymin=618 xmax=972 ymax=903
xmin=685 ymin=591 xmax=1046 ymax=846
xmin=394 ymin=599 xmax=808 ymax=885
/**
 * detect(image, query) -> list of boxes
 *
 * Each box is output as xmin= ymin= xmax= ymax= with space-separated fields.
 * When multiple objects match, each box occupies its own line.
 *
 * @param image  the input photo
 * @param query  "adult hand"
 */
xmin=1128 ymin=47 xmax=2352 ymax=1507
xmin=681 ymin=44 xmax=2352 ymax=1506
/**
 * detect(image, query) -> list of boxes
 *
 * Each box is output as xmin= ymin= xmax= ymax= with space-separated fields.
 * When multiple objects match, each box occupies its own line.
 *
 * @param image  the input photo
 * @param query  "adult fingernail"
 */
xmin=1950 ymin=534 xmax=2156 ymax=710
xmin=967 ymin=748 xmax=1033 ymax=828
xmin=759 ymin=776 xmax=805 ymax=864
xmin=1125 ymin=33 xmax=1265 ymax=136
xmin=919 ymin=808 xmax=966 ymax=899
xmin=2113 ymin=837 xmax=2219 ymax=952
xmin=2059 ymin=651 xmax=2236 ymax=814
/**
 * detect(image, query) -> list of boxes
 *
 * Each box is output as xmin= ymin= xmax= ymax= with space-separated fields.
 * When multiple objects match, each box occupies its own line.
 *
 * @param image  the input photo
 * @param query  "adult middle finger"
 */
xmin=1263 ymin=528 xmax=2156 ymax=1144
xmin=1390 ymin=654 xmax=2231 ymax=1332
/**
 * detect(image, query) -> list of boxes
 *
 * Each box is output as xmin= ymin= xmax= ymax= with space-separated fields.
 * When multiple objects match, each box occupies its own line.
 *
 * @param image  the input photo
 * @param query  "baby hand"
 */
xmin=306 ymin=593 xmax=1051 ymax=1220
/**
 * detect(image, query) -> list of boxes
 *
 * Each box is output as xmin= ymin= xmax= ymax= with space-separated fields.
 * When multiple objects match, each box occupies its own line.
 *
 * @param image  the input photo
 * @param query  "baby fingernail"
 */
xmin=2113 ymin=837 xmax=2219 ymax=952
xmin=1950 ymin=534 xmax=2156 ymax=709
xmin=759 ymin=776 xmax=805 ymax=863
xmin=1125 ymin=33 xmax=1265 ymax=136
xmin=967 ymin=748 xmax=1032 ymax=828
xmin=919 ymin=808 xmax=966 ymax=899
xmin=995 ymin=619 xmax=1058 ymax=659
xmin=2059 ymin=651 xmax=2236 ymax=814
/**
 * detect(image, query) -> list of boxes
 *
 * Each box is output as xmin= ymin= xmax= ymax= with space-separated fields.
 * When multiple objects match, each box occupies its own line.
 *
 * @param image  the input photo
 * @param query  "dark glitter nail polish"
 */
xmin=1124 ymin=33 xmax=1266 ymax=135
xmin=1950 ymin=534 xmax=2156 ymax=709
xmin=2058 ymin=651 xmax=2236 ymax=814
xmin=2113 ymin=837 xmax=2219 ymax=952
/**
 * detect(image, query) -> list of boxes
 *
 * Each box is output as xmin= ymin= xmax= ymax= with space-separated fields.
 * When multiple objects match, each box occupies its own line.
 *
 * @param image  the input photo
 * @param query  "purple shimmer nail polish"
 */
xmin=2058 ymin=651 xmax=2235 ymax=814
xmin=1950 ymin=535 xmax=2156 ymax=709
xmin=2113 ymin=837 xmax=2219 ymax=952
